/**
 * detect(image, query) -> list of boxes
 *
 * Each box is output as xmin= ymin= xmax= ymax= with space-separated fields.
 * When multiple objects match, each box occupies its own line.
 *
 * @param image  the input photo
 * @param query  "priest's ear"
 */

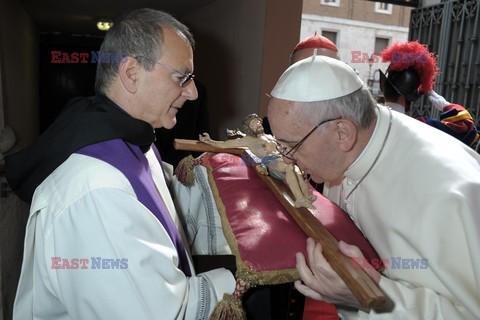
xmin=118 ymin=56 xmax=141 ymax=93
xmin=335 ymin=119 xmax=357 ymax=152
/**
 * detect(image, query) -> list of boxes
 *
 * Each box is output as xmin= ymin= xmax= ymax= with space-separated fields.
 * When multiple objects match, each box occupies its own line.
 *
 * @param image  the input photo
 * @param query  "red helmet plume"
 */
xmin=381 ymin=41 xmax=438 ymax=93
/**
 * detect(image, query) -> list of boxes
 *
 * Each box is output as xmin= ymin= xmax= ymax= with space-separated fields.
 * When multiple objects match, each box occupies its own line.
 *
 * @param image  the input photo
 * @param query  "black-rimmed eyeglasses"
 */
xmin=133 ymin=56 xmax=195 ymax=88
xmin=276 ymin=116 xmax=341 ymax=161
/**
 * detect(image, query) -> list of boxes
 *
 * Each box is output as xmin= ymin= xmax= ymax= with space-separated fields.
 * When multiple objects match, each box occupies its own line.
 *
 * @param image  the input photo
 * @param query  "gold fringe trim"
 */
xmin=209 ymin=291 xmax=246 ymax=320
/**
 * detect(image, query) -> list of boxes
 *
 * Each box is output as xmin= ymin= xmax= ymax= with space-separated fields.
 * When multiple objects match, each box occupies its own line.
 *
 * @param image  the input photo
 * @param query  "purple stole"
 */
xmin=76 ymin=139 xmax=191 ymax=276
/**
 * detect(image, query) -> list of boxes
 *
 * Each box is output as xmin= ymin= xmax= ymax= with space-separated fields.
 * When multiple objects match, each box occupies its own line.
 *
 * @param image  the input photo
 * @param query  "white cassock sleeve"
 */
xmin=25 ymin=187 xmax=234 ymax=320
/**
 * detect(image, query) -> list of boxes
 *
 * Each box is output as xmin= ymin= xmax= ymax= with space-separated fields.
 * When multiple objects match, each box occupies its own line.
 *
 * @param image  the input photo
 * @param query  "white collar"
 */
xmin=344 ymin=105 xmax=392 ymax=189
xmin=384 ymin=101 xmax=405 ymax=114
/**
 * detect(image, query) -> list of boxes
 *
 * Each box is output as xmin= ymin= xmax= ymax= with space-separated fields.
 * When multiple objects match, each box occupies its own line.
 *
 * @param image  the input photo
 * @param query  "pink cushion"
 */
xmin=205 ymin=153 xmax=379 ymax=272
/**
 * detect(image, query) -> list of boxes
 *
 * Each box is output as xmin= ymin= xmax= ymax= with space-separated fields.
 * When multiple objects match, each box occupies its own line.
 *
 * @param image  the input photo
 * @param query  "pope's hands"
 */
xmin=428 ymin=90 xmax=450 ymax=111
xmin=294 ymin=238 xmax=381 ymax=310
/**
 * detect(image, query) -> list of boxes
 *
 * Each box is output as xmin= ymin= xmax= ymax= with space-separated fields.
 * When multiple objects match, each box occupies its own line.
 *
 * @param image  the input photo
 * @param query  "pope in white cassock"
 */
xmin=266 ymin=54 xmax=480 ymax=319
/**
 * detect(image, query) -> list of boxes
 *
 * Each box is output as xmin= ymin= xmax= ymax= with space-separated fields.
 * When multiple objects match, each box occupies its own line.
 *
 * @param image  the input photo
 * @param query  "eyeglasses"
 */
xmin=155 ymin=61 xmax=195 ymax=87
xmin=276 ymin=116 xmax=341 ymax=161
xmin=133 ymin=56 xmax=195 ymax=88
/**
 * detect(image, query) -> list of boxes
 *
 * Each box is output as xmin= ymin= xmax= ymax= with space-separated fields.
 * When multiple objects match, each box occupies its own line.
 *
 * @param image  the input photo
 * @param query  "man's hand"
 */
xmin=428 ymin=90 xmax=450 ymax=111
xmin=294 ymin=238 xmax=381 ymax=310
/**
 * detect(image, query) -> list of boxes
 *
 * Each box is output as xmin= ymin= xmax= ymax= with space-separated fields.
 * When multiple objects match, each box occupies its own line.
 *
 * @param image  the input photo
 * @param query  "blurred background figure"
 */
xmin=380 ymin=41 xmax=479 ymax=148
xmin=289 ymin=32 xmax=339 ymax=64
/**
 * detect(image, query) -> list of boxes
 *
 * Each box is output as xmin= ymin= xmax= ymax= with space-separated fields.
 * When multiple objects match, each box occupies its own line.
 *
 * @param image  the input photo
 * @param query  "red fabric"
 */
xmin=444 ymin=103 xmax=464 ymax=114
xmin=293 ymin=34 xmax=338 ymax=53
xmin=303 ymin=298 xmax=339 ymax=320
xmin=207 ymin=153 xmax=380 ymax=271
xmin=206 ymin=153 xmax=381 ymax=320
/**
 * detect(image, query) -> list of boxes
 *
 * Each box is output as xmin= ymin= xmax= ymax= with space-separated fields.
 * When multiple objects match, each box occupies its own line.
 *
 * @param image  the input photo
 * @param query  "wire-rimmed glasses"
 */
xmin=133 ymin=56 xmax=195 ymax=88
xmin=276 ymin=116 xmax=341 ymax=161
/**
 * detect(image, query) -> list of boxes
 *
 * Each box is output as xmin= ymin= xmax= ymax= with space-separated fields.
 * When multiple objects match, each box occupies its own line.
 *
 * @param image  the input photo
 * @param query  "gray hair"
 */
xmin=95 ymin=8 xmax=194 ymax=95
xmin=294 ymin=86 xmax=377 ymax=130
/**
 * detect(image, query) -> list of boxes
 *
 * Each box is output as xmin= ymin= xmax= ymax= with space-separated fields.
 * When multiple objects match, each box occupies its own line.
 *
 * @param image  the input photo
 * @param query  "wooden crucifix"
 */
xmin=174 ymin=137 xmax=385 ymax=309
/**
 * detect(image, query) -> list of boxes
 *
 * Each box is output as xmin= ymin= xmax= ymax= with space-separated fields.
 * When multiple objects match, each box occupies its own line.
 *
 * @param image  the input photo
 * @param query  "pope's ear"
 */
xmin=118 ymin=56 xmax=140 ymax=94
xmin=335 ymin=119 xmax=357 ymax=152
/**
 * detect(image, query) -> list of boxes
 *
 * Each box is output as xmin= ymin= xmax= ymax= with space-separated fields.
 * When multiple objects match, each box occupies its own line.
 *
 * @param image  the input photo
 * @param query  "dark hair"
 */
xmin=241 ymin=113 xmax=262 ymax=137
xmin=381 ymin=68 xmax=421 ymax=112
xmin=383 ymin=79 xmax=401 ymax=103
xmin=383 ymin=76 xmax=415 ymax=112
xmin=95 ymin=8 xmax=194 ymax=95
